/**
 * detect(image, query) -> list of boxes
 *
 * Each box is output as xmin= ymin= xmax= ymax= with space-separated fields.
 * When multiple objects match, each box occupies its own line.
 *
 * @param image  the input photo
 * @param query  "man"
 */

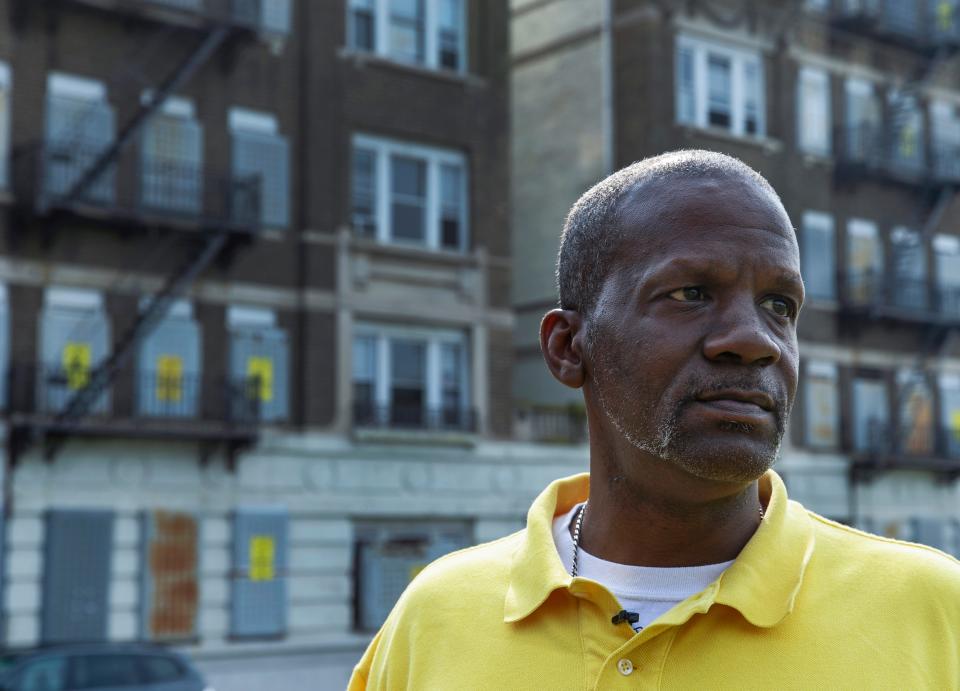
xmin=350 ymin=150 xmax=960 ymax=689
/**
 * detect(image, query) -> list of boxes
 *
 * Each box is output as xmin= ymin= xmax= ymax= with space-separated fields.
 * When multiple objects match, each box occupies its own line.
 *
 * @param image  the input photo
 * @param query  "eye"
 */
xmin=760 ymin=296 xmax=796 ymax=318
xmin=669 ymin=286 xmax=706 ymax=302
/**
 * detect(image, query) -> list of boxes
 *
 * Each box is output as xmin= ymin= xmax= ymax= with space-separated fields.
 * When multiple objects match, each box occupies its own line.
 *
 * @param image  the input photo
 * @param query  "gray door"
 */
xmin=41 ymin=510 xmax=114 ymax=644
xmin=230 ymin=508 xmax=288 ymax=638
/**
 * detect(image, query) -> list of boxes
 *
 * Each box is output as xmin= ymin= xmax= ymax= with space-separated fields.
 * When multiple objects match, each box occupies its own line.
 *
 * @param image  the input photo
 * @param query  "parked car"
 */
xmin=0 ymin=643 xmax=212 ymax=691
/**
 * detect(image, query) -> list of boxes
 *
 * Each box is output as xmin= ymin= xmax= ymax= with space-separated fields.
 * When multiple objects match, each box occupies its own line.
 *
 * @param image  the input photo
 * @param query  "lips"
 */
xmin=695 ymin=389 xmax=775 ymax=411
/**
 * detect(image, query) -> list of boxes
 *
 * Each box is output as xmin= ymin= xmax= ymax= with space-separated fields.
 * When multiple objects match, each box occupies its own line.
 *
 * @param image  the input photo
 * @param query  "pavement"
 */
xmin=196 ymin=649 xmax=360 ymax=691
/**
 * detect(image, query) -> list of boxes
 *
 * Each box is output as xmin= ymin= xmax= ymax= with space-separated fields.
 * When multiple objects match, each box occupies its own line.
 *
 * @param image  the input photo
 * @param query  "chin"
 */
xmin=662 ymin=435 xmax=781 ymax=485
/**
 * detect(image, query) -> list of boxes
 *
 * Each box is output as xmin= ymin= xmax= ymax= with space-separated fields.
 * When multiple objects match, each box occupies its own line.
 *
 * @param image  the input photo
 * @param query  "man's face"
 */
xmin=585 ymin=175 xmax=803 ymax=484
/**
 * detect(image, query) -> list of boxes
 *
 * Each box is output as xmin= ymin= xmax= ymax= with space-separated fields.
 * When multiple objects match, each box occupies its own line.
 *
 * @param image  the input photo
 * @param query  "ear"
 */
xmin=540 ymin=309 xmax=586 ymax=389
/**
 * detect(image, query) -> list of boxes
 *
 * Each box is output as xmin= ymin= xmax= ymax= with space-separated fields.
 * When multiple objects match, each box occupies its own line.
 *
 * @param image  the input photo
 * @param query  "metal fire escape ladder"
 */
xmin=38 ymin=23 xmax=231 ymax=214
xmin=35 ymin=18 xmax=249 ymax=460
xmin=44 ymin=230 xmax=230 ymax=459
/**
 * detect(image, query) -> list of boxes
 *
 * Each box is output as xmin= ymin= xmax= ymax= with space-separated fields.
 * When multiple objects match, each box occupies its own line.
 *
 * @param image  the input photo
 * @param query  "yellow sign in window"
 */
xmin=952 ymin=411 xmax=960 ymax=440
xmin=938 ymin=1 xmax=953 ymax=31
xmin=246 ymin=356 xmax=274 ymax=402
xmin=156 ymin=354 xmax=184 ymax=402
xmin=249 ymin=535 xmax=275 ymax=581
xmin=62 ymin=342 xmax=91 ymax=390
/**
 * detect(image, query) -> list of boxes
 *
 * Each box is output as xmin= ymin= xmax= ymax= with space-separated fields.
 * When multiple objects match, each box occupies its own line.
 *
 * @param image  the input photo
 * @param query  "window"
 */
xmin=898 ymin=370 xmax=934 ymax=455
xmin=44 ymin=73 xmax=116 ymax=204
xmin=888 ymin=90 xmax=924 ymax=175
xmin=230 ymin=508 xmax=288 ymax=638
xmin=805 ymin=361 xmax=839 ymax=448
xmin=846 ymin=219 xmax=882 ymax=304
xmin=890 ymin=227 xmax=927 ymax=309
xmin=797 ymin=67 xmax=831 ymax=155
xmin=229 ymin=108 xmax=290 ymax=229
xmin=16 ymin=657 xmax=67 ymax=691
xmin=675 ymin=35 xmax=765 ymax=137
xmin=352 ymin=325 xmax=471 ymax=431
xmin=801 ymin=211 xmax=836 ymax=300
xmin=228 ymin=306 xmax=290 ymax=423
xmin=852 ymin=375 xmax=888 ymax=452
xmin=934 ymin=234 xmax=960 ymax=318
xmin=140 ymin=96 xmax=202 ymax=215
xmin=844 ymin=78 xmax=880 ymax=162
xmin=140 ymin=510 xmax=200 ymax=642
xmin=0 ymin=62 xmax=11 ymax=190
xmin=70 ymin=655 xmax=139 ymax=689
xmin=351 ymin=134 xmax=468 ymax=251
xmin=39 ymin=287 xmax=110 ymax=414
xmin=354 ymin=521 xmax=470 ymax=631
xmin=931 ymin=100 xmax=960 ymax=179
xmin=137 ymin=300 xmax=200 ymax=418
xmin=347 ymin=0 xmax=467 ymax=73
xmin=941 ymin=373 xmax=960 ymax=458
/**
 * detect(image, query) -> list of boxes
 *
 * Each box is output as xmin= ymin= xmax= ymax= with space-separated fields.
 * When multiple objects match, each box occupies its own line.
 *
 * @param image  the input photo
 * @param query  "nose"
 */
xmin=702 ymin=302 xmax=782 ymax=366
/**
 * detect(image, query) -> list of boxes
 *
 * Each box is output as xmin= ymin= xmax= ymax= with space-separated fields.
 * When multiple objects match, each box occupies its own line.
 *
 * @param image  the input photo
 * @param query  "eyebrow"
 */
xmin=639 ymin=259 xmax=805 ymax=295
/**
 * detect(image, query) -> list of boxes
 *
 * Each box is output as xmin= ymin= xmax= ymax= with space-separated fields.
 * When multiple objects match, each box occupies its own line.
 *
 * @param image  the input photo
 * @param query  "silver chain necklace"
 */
xmin=570 ymin=501 xmax=765 ymax=578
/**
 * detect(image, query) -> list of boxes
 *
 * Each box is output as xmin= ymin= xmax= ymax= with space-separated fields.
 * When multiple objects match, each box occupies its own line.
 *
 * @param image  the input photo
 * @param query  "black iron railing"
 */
xmin=9 ymin=364 xmax=261 ymax=426
xmin=513 ymin=406 xmax=588 ymax=444
xmin=830 ymin=0 xmax=960 ymax=51
xmin=61 ymin=0 xmax=291 ymax=35
xmin=353 ymin=400 xmax=478 ymax=433
xmin=843 ymin=271 xmax=960 ymax=322
xmin=15 ymin=139 xmax=263 ymax=232
xmin=860 ymin=419 xmax=960 ymax=460
xmin=836 ymin=123 xmax=927 ymax=183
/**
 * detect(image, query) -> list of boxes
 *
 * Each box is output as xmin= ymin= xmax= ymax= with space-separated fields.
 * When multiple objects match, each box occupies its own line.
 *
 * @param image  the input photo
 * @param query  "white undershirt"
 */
xmin=553 ymin=502 xmax=735 ymax=632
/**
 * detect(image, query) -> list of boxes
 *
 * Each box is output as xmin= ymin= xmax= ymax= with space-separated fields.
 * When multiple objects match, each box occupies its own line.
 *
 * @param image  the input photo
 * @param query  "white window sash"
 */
xmin=798 ymin=67 xmax=830 ymax=154
xmin=355 ymin=0 xmax=465 ymax=72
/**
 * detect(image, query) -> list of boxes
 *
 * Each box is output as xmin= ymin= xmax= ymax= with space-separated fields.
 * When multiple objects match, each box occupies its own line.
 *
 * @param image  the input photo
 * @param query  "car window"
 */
xmin=69 ymin=655 xmax=140 ymax=689
xmin=15 ymin=657 xmax=67 ymax=691
xmin=139 ymin=656 xmax=183 ymax=683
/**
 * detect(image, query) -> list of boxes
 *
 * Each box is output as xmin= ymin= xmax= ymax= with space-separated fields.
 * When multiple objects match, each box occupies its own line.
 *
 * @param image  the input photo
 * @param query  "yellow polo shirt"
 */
xmin=350 ymin=471 xmax=960 ymax=690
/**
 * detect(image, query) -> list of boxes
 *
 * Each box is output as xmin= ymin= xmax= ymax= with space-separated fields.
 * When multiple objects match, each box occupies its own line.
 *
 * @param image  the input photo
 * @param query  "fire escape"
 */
xmin=7 ymin=0 xmax=290 ymax=467
xmin=823 ymin=0 xmax=960 ymax=483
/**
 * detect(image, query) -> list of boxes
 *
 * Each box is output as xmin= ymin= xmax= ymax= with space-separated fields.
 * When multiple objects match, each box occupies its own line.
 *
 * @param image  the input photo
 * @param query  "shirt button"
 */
xmin=617 ymin=659 xmax=634 ymax=676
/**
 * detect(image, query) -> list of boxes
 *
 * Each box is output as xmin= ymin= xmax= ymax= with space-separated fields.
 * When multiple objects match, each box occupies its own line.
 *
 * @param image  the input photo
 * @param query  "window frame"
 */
xmin=675 ymin=34 xmax=766 ymax=138
xmin=352 ymin=323 xmax=470 ymax=427
xmin=804 ymin=360 xmax=840 ymax=449
xmin=801 ymin=210 xmax=837 ymax=300
xmin=346 ymin=0 xmax=468 ymax=74
xmin=352 ymin=134 xmax=469 ymax=252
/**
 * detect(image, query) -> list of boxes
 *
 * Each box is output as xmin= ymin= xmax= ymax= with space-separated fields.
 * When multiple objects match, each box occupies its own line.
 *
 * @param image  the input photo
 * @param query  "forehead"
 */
xmin=613 ymin=174 xmax=798 ymax=269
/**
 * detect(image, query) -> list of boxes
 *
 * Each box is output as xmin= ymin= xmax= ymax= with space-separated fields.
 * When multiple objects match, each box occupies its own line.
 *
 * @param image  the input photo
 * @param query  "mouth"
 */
xmin=692 ymin=389 xmax=775 ymax=422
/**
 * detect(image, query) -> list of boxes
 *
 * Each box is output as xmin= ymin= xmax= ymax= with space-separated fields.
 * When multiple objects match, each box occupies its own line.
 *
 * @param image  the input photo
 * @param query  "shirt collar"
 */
xmin=503 ymin=469 xmax=815 ymax=628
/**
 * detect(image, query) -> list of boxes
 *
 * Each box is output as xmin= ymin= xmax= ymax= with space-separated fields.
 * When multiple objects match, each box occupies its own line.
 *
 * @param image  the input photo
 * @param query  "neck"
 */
xmin=574 ymin=441 xmax=766 ymax=568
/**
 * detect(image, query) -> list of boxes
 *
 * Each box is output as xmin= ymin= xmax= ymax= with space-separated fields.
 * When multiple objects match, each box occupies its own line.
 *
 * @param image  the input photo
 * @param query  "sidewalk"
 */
xmin=196 ymin=649 xmax=360 ymax=691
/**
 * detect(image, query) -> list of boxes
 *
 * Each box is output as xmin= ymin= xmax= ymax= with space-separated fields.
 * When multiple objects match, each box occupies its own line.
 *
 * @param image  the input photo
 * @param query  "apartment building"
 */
xmin=0 ymin=0 xmax=561 ymax=676
xmin=512 ymin=0 xmax=960 ymax=554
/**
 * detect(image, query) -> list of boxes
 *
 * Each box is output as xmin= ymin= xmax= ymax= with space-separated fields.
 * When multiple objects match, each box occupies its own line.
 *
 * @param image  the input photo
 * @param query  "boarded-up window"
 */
xmin=801 ymin=211 xmax=836 ymax=300
xmin=141 ymin=108 xmax=203 ymax=215
xmin=137 ymin=305 xmax=200 ymax=418
xmin=230 ymin=325 xmax=289 ymax=422
xmin=890 ymin=227 xmax=927 ymax=310
xmin=42 ymin=510 xmax=114 ymax=643
xmin=232 ymin=130 xmax=289 ymax=228
xmin=911 ymin=517 xmax=946 ymax=551
xmin=230 ymin=508 xmax=288 ymax=638
xmin=846 ymin=219 xmax=883 ymax=304
xmin=941 ymin=373 xmax=960 ymax=458
xmin=141 ymin=510 xmax=199 ymax=641
xmin=897 ymin=370 xmax=934 ymax=455
xmin=805 ymin=361 xmax=839 ymax=448
xmin=40 ymin=294 xmax=110 ymax=414
xmin=852 ymin=375 xmax=888 ymax=452
xmin=354 ymin=521 xmax=470 ymax=631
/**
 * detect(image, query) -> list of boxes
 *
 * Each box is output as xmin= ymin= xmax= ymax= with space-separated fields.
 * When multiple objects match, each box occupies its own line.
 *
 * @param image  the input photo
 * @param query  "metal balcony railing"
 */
xmin=843 ymin=271 xmax=960 ymax=322
xmin=837 ymin=123 xmax=928 ymax=184
xmin=513 ymin=406 xmax=588 ymax=444
xmin=860 ymin=418 xmax=960 ymax=461
xmin=60 ymin=0 xmax=291 ymax=36
xmin=9 ymin=364 xmax=261 ymax=426
xmin=830 ymin=0 xmax=960 ymax=51
xmin=15 ymin=139 xmax=264 ymax=233
xmin=353 ymin=400 xmax=478 ymax=433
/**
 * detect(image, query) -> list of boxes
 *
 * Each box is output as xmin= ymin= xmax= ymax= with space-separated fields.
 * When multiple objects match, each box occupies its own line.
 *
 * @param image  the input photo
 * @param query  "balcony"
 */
xmin=352 ymin=400 xmax=478 ymax=435
xmin=513 ymin=405 xmax=588 ymax=444
xmin=852 ymin=419 xmax=960 ymax=480
xmin=841 ymin=271 xmax=960 ymax=325
xmin=835 ymin=123 xmax=930 ymax=186
xmin=13 ymin=139 xmax=264 ymax=235
xmin=53 ymin=0 xmax=291 ymax=36
xmin=829 ymin=0 xmax=960 ymax=53
xmin=7 ymin=365 xmax=262 ymax=466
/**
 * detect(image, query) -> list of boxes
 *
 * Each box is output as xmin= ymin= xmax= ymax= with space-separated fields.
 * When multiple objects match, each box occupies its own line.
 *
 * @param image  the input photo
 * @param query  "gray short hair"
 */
xmin=556 ymin=149 xmax=783 ymax=314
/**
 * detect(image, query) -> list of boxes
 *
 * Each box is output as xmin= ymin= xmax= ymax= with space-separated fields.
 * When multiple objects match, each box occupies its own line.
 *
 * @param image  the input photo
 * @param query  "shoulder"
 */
xmin=805 ymin=507 xmax=960 ymax=595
